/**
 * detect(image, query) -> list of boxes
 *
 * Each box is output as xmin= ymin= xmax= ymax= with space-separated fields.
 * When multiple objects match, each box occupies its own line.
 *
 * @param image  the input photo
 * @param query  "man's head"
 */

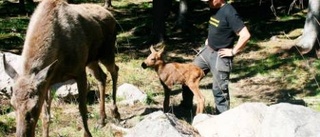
xmin=201 ymin=0 xmax=225 ymax=9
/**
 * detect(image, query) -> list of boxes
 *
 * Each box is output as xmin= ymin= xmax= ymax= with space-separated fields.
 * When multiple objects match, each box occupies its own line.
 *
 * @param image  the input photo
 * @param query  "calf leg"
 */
xmin=160 ymin=80 xmax=171 ymax=113
xmin=87 ymin=62 xmax=107 ymax=126
xmin=181 ymin=85 xmax=194 ymax=109
xmin=76 ymin=72 xmax=92 ymax=137
xmin=187 ymin=81 xmax=204 ymax=114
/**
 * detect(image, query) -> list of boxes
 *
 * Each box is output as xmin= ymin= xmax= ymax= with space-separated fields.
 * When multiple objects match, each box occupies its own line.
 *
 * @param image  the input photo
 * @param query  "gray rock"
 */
xmin=51 ymin=79 xmax=79 ymax=99
xmin=193 ymin=102 xmax=267 ymax=137
xmin=192 ymin=113 xmax=213 ymax=126
xmin=258 ymin=103 xmax=320 ymax=137
xmin=117 ymin=83 xmax=147 ymax=105
xmin=192 ymin=102 xmax=320 ymax=137
xmin=0 ymin=52 xmax=22 ymax=96
xmin=125 ymin=111 xmax=200 ymax=137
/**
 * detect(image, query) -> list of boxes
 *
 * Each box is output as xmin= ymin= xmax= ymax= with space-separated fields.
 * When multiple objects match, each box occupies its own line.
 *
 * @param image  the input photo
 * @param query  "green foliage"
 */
xmin=91 ymin=127 xmax=114 ymax=137
xmin=0 ymin=17 xmax=29 ymax=50
xmin=204 ymin=104 xmax=214 ymax=114
xmin=0 ymin=104 xmax=13 ymax=116
xmin=145 ymin=90 xmax=156 ymax=105
xmin=312 ymin=60 xmax=320 ymax=70
xmin=0 ymin=116 xmax=15 ymax=136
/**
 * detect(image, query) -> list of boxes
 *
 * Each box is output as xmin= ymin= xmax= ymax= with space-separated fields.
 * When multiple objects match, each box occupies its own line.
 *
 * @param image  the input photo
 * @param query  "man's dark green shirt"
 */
xmin=208 ymin=4 xmax=245 ymax=50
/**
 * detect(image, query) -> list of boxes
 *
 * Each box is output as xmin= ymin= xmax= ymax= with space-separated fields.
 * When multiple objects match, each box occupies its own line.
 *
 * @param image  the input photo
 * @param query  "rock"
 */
xmin=51 ymin=79 xmax=79 ymax=100
xmin=125 ymin=111 xmax=200 ymax=137
xmin=192 ymin=113 xmax=213 ymax=126
xmin=270 ymin=36 xmax=279 ymax=41
xmin=192 ymin=102 xmax=267 ymax=137
xmin=117 ymin=83 xmax=147 ymax=105
xmin=192 ymin=102 xmax=320 ymax=137
xmin=258 ymin=103 xmax=320 ymax=137
xmin=0 ymin=52 xmax=22 ymax=96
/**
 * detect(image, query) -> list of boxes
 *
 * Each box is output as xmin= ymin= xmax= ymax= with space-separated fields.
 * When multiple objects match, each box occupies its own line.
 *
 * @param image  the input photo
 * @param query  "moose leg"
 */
xmin=41 ymin=89 xmax=53 ymax=137
xmin=101 ymin=61 xmax=120 ymax=119
xmin=76 ymin=72 xmax=92 ymax=137
xmin=187 ymin=82 xmax=204 ymax=114
xmin=87 ymin=63 xmax=107 ymax=126
xmin=99 ymin=28 xmax=120 ymax=119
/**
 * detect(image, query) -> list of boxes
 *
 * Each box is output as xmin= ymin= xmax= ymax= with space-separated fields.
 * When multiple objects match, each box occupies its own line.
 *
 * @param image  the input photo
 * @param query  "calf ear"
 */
xmin=150 ymin=45 xmax=156 ymax=53
xmin=3 ymin=54 xmax=19 ymax=80
xmin=158 ymin=45 xmax=165 ymax=55
xmin=35 ymin=60 xmax=58 ymax=83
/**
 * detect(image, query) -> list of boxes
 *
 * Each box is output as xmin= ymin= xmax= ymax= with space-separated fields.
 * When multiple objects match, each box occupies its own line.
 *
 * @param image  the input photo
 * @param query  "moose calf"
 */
xmin=141 ymin=46 xmax=205 ymax=114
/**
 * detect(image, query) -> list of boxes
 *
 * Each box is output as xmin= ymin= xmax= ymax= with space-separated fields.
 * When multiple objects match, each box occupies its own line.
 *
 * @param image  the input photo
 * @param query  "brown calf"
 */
xmin=3 ymin=0 xmax=119 ymax=136
xmin=141 ymin=46 xmax=205 ymax=114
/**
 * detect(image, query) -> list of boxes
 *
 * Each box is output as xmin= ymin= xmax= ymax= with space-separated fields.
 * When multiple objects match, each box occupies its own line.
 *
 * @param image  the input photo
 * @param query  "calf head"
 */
xmin=3 ymin=55 xmax=56 ymax=136
xmin=141 ymin=46 xmax=164 ymax=69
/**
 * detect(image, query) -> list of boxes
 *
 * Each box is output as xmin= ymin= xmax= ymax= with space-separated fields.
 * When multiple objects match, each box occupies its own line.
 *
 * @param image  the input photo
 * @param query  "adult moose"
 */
xmin=3 ymin=0 xmax=119 ymax=136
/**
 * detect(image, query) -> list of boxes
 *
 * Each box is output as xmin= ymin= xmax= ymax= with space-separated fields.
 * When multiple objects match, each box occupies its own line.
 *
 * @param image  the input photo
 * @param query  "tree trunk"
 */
xmin=176 ymin=0 xmax=188 ymax=30
xmin=104 ymin=0 xmax=112 ymax=8
xmin=296 ymin=0 xmax=320 ymax=56
xmin=18 ymin=0 xmax=26 ymax=13
xmin=151 ymin=0 xmax=172 ymax=44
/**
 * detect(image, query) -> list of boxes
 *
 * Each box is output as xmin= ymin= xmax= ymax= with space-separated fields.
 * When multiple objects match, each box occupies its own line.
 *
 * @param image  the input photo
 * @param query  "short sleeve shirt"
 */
xmin=207 ymin=4 xmax=245 ymax=50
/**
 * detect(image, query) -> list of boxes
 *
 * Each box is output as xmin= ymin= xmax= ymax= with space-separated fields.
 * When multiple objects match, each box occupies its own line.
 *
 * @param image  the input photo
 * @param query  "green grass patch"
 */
xmin=0 ymin=17 xmax=29 ymax=50
xmin=0 ymin=115 xmax=15 ymax=136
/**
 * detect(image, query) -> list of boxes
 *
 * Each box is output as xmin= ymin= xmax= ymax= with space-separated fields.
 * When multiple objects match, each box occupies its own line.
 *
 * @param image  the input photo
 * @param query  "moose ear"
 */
xmin=3 ymin=54 xmax=19 ymax=80
xmin=35 ymin=60 xmax=58 ymax=83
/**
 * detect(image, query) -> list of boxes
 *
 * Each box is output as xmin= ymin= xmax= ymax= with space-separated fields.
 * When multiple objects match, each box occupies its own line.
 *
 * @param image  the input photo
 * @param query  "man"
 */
xmin=181 ymin=0 xmax=251 ymax=114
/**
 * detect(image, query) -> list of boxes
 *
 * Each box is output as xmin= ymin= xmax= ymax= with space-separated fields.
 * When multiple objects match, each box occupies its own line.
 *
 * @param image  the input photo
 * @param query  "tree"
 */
xmin=151 ymin=0 xmax=172 ymax=44
xmin=104 ymin=0 xmax=112 ymax=8
xmin=18 ymin=0 xmax=35 ymax=13
xmin=151 ymin=0 xmax=189 ymax=45
xmin=296 ymin=0 xmax=320 ymax=57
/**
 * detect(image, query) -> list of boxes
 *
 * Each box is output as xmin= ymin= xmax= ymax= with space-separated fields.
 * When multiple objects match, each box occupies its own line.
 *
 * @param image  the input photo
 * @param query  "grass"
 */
xmin=0 ymin=0 xmax=320 ymax=136
xmin=0 ymin=17 xmax=28 ymax=49
xmin=0 ymin=115 xmax=15 ymax=137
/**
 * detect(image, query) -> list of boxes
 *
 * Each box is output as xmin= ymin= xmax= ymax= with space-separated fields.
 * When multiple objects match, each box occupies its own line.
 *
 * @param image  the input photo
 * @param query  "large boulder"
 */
xmin=258 ymin=103 xmax=320 ymax=137
xmin=193 ymin=103 xmax=267 ymax=137
xmin=125 ymin=111 xmax=200 ymax=137
xmin=192 ymin=102 xmax=320 ymax=137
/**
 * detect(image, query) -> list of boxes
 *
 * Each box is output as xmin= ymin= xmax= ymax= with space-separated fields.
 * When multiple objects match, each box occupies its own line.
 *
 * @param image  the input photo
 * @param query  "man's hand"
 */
xmin=218 ymin=48 xmax=234 ymax=57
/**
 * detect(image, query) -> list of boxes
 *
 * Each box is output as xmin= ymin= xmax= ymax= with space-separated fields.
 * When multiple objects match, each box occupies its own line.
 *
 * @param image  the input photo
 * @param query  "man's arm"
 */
xmin=232 ymin=26 xmax=251 ymax=55
xmin=218 ymin=26 xmax=251 ymax=57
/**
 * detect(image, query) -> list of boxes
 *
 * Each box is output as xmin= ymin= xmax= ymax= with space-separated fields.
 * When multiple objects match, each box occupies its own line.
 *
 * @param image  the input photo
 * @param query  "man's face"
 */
xmin=207 ymin=0 xmax=222 ymax=9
